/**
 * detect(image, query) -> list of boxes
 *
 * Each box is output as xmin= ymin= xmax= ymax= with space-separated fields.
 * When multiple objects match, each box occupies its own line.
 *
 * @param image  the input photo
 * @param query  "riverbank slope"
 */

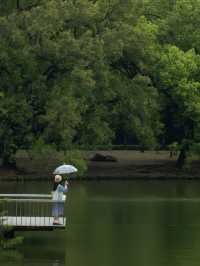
xmin=0 ymin=150 xmax=199 ymax=180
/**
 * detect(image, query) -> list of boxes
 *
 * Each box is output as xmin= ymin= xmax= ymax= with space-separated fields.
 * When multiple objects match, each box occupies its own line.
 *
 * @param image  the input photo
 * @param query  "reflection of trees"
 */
xmin=52 ymin=260 xmax=63 ymax=266
xmin=0 ymin=250 xmax=23 ymax=264
xmin=67 ymin=181 xmax=200 ymax=266
xmin=174 ymin=181 xmax=200 ymax=199
xmin=161 ymin=201 xmax=200 ymax=266
xmin=67 ymin=182 xmax=164 ymax=265
xmin=2 ymin=181 xmax=200 ymax=266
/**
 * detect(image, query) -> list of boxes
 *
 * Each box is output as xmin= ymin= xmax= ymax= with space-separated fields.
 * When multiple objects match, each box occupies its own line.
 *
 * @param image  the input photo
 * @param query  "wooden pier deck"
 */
xmin=0 ymin=194 xmax=67 ymax=231
xmin=2 ymin=217 xmax=66 ymax=230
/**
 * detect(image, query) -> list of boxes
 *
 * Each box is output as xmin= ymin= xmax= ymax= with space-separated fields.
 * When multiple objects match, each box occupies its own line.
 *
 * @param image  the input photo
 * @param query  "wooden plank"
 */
xmin=2 ymin=216 xmax=66 ymax=229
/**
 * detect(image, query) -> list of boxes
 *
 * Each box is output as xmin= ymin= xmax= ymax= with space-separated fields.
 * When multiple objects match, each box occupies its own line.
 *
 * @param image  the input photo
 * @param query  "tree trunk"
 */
xmin=176 ymin=149 xmax=186 ymax=169
xmin=16 ymin=0 xmax=20 ymax=9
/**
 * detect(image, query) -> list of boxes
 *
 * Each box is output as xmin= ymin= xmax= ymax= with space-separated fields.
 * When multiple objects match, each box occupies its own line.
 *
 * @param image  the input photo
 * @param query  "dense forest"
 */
xmin=0 ymin=0 xmax=200 ymax=167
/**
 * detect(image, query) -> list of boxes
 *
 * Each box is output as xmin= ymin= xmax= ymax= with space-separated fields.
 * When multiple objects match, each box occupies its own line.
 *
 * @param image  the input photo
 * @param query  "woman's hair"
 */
xmin=53 ymin=175 xmax=62 ymax=191
xmin=53 ymin=181 xmax=61 ymax=191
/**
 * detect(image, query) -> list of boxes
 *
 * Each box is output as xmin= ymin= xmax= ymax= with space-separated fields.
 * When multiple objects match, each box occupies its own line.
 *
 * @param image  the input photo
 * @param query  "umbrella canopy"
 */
xmin=53 ymin=164 xmax=78 ymax=175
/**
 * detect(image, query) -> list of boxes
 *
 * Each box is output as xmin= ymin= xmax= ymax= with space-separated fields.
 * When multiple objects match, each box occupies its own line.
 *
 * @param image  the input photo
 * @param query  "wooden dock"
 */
xmin=0 ymin=194 xmax=67 ymax=231
xmin=2 ymin=216 xmax=66 ymax=230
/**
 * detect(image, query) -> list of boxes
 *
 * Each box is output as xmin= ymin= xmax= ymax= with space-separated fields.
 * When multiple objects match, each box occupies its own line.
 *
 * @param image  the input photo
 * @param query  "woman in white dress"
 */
xmin=52 ymin=175 xmax=68 ymax=225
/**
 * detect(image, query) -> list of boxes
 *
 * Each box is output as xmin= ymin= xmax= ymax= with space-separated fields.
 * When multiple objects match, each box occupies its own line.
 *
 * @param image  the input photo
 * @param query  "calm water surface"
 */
xmin=0 ymin=180 xmax=200 ymax=266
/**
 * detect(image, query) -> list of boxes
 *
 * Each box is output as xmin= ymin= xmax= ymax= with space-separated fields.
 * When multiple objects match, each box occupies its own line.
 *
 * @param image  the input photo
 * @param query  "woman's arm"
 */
xmin=58 ymin=184 xmax=68 ymax=193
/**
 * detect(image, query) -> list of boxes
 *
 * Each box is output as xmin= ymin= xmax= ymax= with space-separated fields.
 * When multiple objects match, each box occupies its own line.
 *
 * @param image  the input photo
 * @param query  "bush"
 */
xmin=64 ymin=150 xmax=88 ymax=177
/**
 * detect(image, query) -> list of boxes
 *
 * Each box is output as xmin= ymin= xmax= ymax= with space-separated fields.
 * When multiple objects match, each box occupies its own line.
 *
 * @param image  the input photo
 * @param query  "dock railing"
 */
xmin=0 ymin=194 xmax=66 ymax=229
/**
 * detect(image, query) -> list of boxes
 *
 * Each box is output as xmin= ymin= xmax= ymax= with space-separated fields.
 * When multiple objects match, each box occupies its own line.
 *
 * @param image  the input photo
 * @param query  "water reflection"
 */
xmin=1 ymin=180 xmax=200 ymax=266
xmin=52 ymin=261 xmax=60 ymax=265
xmin=0 ymin=250 xmax=23 ymax=264
xmin=0 ymin=248 xmax=66 ymax=266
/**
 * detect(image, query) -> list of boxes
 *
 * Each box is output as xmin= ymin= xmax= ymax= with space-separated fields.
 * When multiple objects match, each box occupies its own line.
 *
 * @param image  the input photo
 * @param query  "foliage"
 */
xmin=30 ymin=138 xmax=56 ymax=157
xmin=168 ymin=142 xmax=179 ymax=152
xmin=0 ymin=0 xmax=161 ymax=165
xmin=63 ymin=150 xmax=88 ymax=177
xmin=1 ymin=0 xmax=200 ymax=168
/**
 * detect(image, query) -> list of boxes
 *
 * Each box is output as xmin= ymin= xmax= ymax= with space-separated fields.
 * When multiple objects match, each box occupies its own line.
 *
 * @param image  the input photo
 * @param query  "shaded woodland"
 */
xmin=0 ymin=0 xmax=200 ymax=168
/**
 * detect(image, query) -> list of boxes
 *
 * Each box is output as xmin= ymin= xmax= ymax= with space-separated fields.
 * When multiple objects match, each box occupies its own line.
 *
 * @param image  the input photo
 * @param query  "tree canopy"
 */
xmin=0 ymin=0 xmax=200 ymax=167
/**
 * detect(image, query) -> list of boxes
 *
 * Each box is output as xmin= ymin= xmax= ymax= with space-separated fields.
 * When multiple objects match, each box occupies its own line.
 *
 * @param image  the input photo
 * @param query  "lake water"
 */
xmin=1 ymin=180 xmax=200 ymax=266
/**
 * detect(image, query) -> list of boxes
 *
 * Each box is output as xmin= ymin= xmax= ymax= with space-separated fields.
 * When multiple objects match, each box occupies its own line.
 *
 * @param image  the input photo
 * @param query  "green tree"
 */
xmin=160 ymin=0 xmax=200 ymax=52
xmin=0 ymin=0 xmax=164 ymax=164
xmin=155 ymin=45 xmax=200 ymax=167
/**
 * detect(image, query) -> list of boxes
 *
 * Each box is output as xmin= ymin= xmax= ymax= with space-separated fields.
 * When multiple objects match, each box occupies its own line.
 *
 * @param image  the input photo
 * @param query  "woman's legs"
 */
xmin=52 ymin=203 xmax=60 ymax=224
xmin=52 ymin=203 xmax=64 ymax=224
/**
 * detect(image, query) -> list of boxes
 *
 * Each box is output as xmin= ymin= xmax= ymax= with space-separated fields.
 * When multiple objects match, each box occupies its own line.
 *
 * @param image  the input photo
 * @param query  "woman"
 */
xmin=52 ymin=174 xmax=68 ymax=225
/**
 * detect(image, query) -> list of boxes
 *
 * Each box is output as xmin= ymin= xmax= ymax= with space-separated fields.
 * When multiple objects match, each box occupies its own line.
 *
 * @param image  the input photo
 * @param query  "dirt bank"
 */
xmin=0 ymin=151 xmax=199 ymax=180
xmin=86 ymin=151 xmax=200 ymax=179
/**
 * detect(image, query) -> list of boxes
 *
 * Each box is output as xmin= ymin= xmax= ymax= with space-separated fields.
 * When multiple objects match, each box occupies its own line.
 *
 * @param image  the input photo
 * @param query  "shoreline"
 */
xmin=0 ymin=151 xmax=200 ymax=181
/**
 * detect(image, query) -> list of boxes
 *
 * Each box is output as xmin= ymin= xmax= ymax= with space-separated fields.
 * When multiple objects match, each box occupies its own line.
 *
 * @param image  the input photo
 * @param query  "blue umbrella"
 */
xmin=53 ymin=164 xmax=78 ymax=175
